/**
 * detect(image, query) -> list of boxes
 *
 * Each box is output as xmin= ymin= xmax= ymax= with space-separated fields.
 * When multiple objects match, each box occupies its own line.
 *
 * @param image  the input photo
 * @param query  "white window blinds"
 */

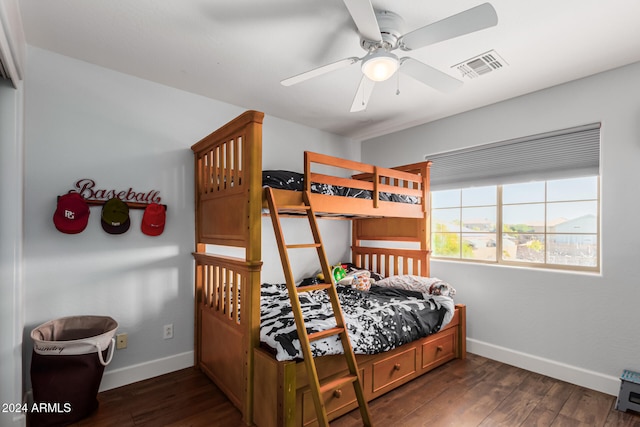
xmin=425 ymin=123 xmax=601 ymax=190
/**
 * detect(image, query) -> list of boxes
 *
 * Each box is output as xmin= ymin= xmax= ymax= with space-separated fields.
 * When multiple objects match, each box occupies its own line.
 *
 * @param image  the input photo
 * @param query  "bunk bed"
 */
xmin=191 ymin=110 xmax=466 ymax=427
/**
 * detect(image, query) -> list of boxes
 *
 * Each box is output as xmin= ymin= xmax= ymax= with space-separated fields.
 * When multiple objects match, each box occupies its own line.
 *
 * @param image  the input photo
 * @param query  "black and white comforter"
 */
xmin=260 ymin=282 xmax=454 ymax=361
xmin=262 ymin=170 xmax=419 ymax=204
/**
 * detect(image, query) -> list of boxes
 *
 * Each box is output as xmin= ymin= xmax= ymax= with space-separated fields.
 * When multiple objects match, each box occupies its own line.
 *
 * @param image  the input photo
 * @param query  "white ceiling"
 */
xmin=18 ymin=0 xmax=640 ymax=140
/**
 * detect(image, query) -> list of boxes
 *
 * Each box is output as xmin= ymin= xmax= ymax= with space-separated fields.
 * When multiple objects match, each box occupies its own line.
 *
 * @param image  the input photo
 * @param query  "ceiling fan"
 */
xmin=281 ymin=1 xmax=498 ymax=112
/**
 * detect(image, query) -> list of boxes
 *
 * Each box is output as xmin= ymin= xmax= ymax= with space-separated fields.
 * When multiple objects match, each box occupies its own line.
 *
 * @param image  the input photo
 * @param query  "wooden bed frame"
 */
xmin=191 ymin=110 xmax=466 ymax=426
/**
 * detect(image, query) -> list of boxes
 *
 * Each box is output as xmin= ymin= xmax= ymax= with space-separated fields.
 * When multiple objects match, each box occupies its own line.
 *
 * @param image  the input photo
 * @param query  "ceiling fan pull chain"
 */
xmin=396 ymin=70 xmax=401 ymax=95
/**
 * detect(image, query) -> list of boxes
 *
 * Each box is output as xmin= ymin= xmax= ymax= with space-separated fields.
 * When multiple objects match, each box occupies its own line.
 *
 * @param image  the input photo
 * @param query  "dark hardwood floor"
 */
xmin=70 ymin=354 xmax=640 ymax=427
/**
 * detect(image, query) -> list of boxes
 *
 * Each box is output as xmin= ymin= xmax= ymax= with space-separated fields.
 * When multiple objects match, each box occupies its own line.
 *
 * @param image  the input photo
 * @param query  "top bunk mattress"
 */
xmin=263 ymin=170 xmax=420 ymax=204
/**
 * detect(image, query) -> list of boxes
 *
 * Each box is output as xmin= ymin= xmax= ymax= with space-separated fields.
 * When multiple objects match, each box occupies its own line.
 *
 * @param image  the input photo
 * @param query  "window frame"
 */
xmin=430 ymin=177 xmax=600 ymax=273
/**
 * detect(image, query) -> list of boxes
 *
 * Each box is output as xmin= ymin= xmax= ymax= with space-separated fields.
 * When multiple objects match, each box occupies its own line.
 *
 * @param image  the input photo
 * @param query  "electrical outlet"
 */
xmin=116 ymin=333 xmax=128 ymax=350
xmin=163 ymin=324 xmax=173 ymax=340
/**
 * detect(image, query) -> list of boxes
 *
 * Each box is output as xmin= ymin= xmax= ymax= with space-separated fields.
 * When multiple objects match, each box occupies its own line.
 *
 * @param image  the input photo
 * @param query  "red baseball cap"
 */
xmin=53 ymin=193 xmax=90 ymax=234
xmin=141 ymin=203 xmax=166 ymax=236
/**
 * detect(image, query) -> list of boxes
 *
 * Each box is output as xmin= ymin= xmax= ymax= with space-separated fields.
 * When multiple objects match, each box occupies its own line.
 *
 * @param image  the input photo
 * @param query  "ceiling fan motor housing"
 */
xmin=360 ymin=10 xmax=405 ymax=51
xmin=281 ymin=1 xmax=499 ymax=111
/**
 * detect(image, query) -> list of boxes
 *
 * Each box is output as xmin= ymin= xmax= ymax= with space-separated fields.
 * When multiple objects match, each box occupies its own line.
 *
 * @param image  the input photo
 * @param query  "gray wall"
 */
xmin=362 ymin=61 xmax=640 ymax=395
xmin=0 ymin=77 xmax=25 ymax=427
xmin=1 ymin=1 xmax=25 ymax=425
xmin=22 ymin=46 xmax=357 ymax=392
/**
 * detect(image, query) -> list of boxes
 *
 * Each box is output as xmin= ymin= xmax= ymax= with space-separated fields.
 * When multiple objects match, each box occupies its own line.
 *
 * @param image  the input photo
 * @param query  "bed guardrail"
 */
xmin=352 ymin=245 xmax=429 ymax=277
xmin=304 ymin=151 xmax=426 ymax=209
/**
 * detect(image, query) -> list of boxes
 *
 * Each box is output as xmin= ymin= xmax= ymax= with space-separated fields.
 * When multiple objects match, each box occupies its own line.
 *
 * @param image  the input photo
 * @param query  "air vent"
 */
xmin=452 ymin=50 xmax=507 ymax=79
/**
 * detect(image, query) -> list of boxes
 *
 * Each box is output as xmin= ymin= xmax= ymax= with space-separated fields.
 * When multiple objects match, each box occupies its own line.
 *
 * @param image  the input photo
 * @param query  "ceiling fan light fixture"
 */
xmin=361 ymin=50 xmax=399 ymax=82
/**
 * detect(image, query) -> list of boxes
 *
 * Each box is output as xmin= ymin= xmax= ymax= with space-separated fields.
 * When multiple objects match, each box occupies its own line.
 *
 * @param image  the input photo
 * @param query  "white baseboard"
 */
xmin=467 ymin=338 xmax=620 ymax=397
xmin=97 ymin=343 xmax=621 ymax=398
xmin=99 ymin=351 xmax=194 ymax=392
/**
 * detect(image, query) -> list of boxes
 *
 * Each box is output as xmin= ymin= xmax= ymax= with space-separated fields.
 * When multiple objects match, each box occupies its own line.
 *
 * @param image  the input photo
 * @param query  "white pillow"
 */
xmin=375 ymin=275 xmax=456 ymax=297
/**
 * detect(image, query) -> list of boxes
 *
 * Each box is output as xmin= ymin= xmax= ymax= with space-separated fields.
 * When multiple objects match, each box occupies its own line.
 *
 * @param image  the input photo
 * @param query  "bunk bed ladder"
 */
xmin=265 ymin=187 xmax=372 ymax=427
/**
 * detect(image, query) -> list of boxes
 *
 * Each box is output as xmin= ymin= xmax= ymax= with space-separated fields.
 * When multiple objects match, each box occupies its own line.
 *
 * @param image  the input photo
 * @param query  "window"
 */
xmin=426 ymin=123 xmax=600 ymax=272
xmin=432 ymin=186 xmax=497 ymax=261
xmin=431 ymin=176 xmax=599 ymax=271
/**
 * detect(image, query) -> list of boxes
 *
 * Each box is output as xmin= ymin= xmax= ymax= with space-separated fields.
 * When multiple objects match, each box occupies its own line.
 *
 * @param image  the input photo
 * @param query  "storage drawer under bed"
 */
xmin=421 ymin=327 xmax=457 ymax=370
xmin=372 ymin=347 xmax=417 ymax=393
xmin=301 ymin=376 xmax=359 ymax=426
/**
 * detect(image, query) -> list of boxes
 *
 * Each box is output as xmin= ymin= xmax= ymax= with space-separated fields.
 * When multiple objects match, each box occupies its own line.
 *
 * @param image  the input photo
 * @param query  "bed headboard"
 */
xmin=352 ymin=160 xmax=432 ymax=277
xmin=191 ymin=110 xmax=264 ymax=250
xmin=352 ymin=245 xmax=429 ymax=277
xmin=191 ymin=111 xmax=265 ymax=421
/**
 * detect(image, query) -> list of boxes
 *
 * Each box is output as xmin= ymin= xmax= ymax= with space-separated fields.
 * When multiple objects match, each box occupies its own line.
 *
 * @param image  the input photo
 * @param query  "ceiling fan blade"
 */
xmin=281 ymin=57 xmax=359 ymax=86
xmin=399 ymin=2 xmax=498 ymax=51
xmin=350 ymin=76 xmax=376 ymax=112
xmin=342 ymin=0 xmax=382 ymax=42
xmin=400 ymin=57 xmax=463 ymax=93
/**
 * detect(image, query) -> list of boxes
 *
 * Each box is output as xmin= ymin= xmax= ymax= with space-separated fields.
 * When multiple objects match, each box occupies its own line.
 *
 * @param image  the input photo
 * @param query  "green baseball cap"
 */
xmin=101 ymin=198 xmax=130 ymax=234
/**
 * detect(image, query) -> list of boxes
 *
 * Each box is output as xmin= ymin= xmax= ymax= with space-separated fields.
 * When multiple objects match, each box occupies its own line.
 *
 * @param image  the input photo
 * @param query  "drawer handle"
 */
xmin=333 ymin=389 xmax=342 ymax=398
xmin=436 ymin=345 xmax=443 ymax=352
xmin=393 ymin=363 xmax=401 ymax=371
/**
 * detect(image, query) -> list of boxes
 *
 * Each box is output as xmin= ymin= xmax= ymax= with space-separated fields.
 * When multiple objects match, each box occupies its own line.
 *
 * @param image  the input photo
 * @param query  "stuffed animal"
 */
xmin=351 ymin=272 xmax=372 ymax=291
